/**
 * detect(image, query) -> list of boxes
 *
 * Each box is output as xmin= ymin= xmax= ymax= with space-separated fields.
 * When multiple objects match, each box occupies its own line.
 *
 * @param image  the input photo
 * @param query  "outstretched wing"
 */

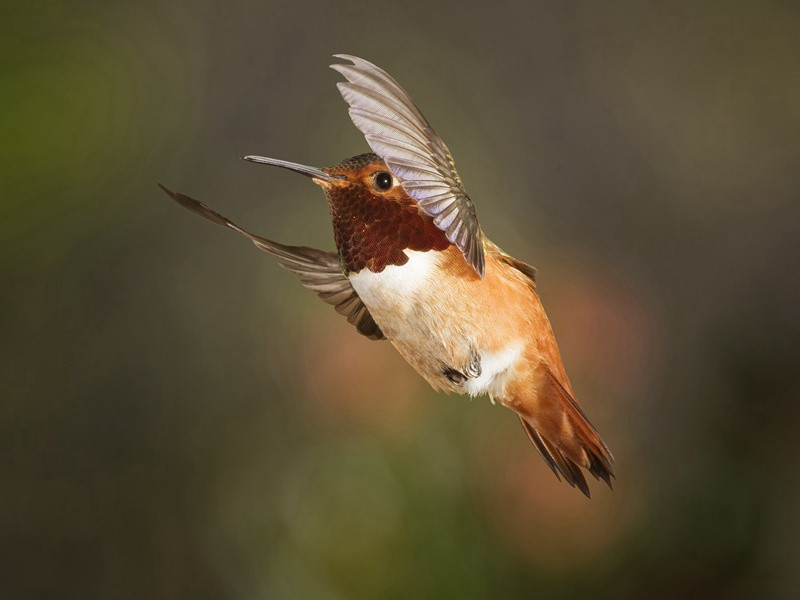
xmin=331 ymin=54 xmax=485 ymax=278
xmin=159 ymin=185 xmax=385 ymax=341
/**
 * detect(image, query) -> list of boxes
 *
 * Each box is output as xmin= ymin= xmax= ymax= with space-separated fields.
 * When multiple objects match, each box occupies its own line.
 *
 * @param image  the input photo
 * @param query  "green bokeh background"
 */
xmin=3 ymin=1 xmax=800 ymax=598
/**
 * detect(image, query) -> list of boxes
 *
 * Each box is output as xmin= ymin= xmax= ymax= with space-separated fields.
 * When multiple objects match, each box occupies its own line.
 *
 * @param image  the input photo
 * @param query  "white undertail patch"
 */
xmin=464 ymin=341 xmax=524 ymax=399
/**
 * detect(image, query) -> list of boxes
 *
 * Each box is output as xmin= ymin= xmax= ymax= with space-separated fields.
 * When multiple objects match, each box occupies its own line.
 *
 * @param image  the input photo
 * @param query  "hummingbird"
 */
xmin=160 ymin=55 xmax=613 ymax=496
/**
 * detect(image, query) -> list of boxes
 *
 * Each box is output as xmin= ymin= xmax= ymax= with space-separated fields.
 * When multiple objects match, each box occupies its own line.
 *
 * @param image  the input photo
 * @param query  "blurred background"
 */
xmin=3 ymin=1 xmax=800 ymax=598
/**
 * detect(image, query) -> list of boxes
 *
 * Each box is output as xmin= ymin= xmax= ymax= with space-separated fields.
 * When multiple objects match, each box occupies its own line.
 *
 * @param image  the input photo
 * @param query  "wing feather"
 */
xmin=331 ymin=55 xmax=485 ymax=278
xmin=159 ymin=185 xmax=385 ymax=341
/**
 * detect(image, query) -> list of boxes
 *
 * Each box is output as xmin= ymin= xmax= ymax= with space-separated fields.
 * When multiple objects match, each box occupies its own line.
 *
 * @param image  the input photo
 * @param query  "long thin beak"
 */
xmin=242 ymin=155 xmax=342 ymax=183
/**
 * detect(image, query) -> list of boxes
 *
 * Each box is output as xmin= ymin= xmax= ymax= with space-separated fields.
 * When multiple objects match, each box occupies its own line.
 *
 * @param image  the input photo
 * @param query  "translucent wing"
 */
xmin=331 ymin=55 xmax=485 ymax=278
xmin=160 ymin=185 xmax=385 ymax=340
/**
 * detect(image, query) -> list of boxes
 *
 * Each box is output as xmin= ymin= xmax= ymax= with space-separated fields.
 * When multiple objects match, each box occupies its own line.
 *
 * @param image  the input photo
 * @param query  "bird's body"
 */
xmin=322 ymin=156 xmax=540 ymax=397
xmin=351 ymin=243 xmax=522 ymax=396
xmin=161 ymin=55 xmax=614 ymax=496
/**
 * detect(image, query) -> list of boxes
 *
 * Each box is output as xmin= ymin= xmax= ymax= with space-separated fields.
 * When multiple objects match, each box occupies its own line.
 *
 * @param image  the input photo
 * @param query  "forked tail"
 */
xmin=513 ymin=363 xmax=614 ymax=497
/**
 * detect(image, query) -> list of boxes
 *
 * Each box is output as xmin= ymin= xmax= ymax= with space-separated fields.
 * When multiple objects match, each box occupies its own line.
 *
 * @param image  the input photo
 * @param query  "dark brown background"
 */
xmin=3 ymin=1 xmax=800 ymax=598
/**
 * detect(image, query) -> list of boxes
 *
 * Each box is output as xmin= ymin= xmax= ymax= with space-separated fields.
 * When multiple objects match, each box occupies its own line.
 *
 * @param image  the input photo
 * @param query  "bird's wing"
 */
xmin=160 ymin=185 xmax=386 ymax=341
xmin=331 ymin=54 xmax=485 ymax=278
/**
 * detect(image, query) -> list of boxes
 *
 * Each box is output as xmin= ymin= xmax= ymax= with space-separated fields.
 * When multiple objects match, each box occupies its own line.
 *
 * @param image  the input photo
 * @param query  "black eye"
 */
xmin=374 ymin=171 xmax=393 ymax=191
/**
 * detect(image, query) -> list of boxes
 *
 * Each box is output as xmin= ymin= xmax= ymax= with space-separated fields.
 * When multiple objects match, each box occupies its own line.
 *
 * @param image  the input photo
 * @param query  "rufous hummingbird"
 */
xmin=160 ymin=55 xmax=613 ymax=496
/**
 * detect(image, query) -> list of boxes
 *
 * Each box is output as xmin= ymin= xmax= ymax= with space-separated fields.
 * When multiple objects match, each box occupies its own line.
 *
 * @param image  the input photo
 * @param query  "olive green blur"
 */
xmin=3 ymin=1 xmax=800 ymax=598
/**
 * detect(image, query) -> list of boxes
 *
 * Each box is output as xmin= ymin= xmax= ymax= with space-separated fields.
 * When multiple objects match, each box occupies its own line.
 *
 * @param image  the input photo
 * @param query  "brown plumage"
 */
xmin=334 ymin=191 xmax=613 ymax=495
xmin=161 ymin=55 xmax=614 ymax=497
xmin=323 ymin=154 xmax=450 ymax=274
xmin=316 ymin=151 xmax=613 ymax=496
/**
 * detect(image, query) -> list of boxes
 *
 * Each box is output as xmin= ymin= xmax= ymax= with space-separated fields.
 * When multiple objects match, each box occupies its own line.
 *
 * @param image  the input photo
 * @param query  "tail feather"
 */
xmin=511 ymin=363 xmax=614 ymax=498
xmin=587 ymin=452 xmax=613 ymax=488
xmin=519 ymin=417 xmax=592 ymax=496
xmin=518 ymin=416 xmax=563 ymax=481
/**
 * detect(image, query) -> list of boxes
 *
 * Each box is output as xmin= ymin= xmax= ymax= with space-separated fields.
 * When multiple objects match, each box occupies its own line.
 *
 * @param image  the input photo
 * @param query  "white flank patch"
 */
xmin=348 ymin=250 xmax=439 ymax=312
xmin=464 ymin=341 xmax=524 ymax=399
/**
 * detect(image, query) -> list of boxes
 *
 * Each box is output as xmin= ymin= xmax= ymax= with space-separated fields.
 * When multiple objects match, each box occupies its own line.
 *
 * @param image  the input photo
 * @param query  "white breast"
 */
xmin=348 ymin=249 xmax=439 ymax=314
